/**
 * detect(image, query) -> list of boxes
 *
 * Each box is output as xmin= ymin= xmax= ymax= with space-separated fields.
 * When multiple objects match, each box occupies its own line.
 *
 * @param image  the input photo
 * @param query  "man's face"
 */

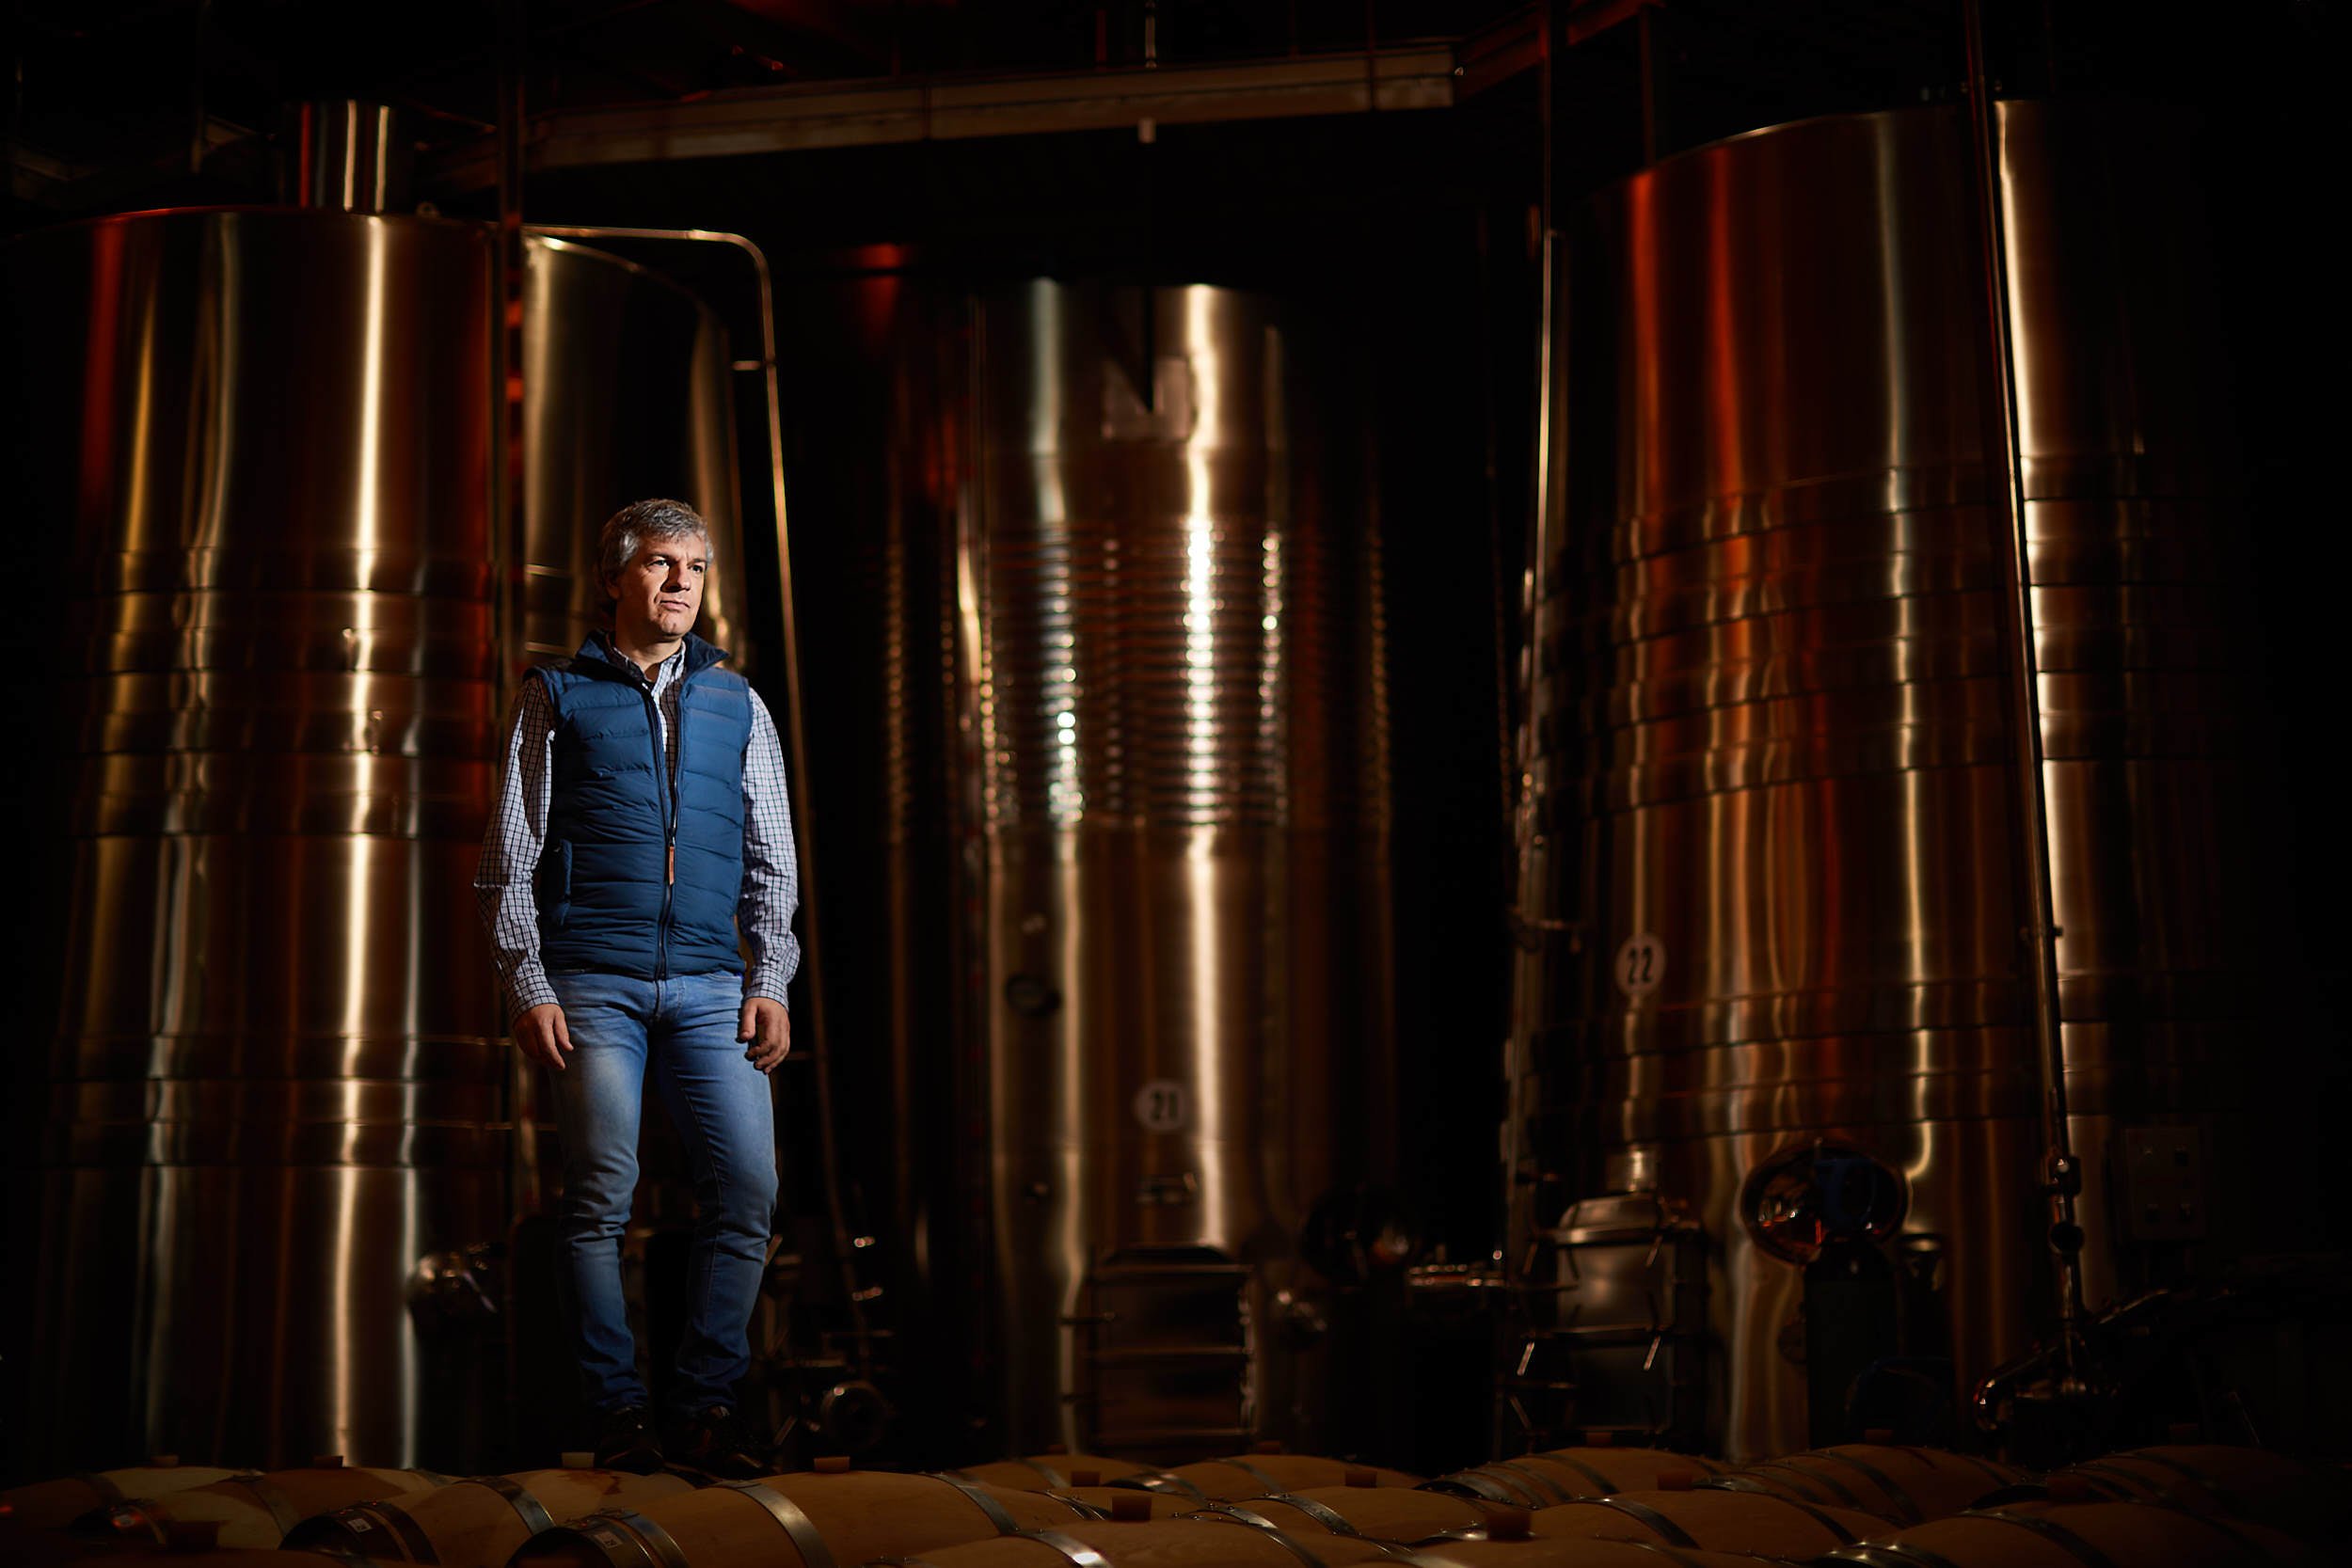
xmin=610 ymin=533 xmax=708 ymax=645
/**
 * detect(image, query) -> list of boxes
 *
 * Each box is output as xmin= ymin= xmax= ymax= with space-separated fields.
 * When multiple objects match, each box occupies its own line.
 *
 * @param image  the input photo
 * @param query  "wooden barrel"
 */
xmin=103 ymin=1462 xmax=449 ymax=1548
xmin=1041 ymin=1486 xmax=1192 ymax=1521
xmin=1531 ymin=1449 xmax=1729 ymax=1496
xmin=284 ymin=1466 xmax=692 ymax=1565
xmin=1393 ymin=1542 xmax=1792 ymax=1568
xmin=1429 ymin=1450 xmax=1727 ymax=1508
xmin=0 ymin=1521 xmax=405 ymax=1568
xmin=877 ymin=1517 xmax=1406 ymax=1566
xmin=2055 ymin=1446 xmax=2351 ymax=1541
xmin=1817 ymin=1500 xmax=2321 ymax=1566
xmin=1133 ymin=1454 xmax=1422 ymax=1504
xmin=1204 ymin=1483 xmax=1501 ymax=1543
xmin=1533 ymin=1487 xmax=1886 ymax=1558
xmin=1725 ymin=1446 xmax=2027 ymax=1524
xmin=1 ymin=1461 xmax=245 ymax=1531
xmin=512 ymin=1471 xmax=1098 ymax=1568
xmin=946 ymin=1456 xmax=1149 ymax=1493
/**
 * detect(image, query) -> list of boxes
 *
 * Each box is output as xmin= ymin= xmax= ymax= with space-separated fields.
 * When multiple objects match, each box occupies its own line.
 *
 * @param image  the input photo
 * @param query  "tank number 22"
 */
xmin=1615 ymin=932 xmax=1666 ymax=999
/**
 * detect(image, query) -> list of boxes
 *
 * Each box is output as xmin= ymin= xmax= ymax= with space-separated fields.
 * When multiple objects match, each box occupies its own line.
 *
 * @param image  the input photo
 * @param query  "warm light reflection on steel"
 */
xmin=11 ymin=210 xmax=750 ymax=1470
xmin=1512 ymin=102 xmax=2274 ymax=1458
xmin=11 ymin=209 xmax=504 ymax=1468
xmin=969 ymin=283 xmax=1392 ymax=1457
xmin=520 ymin=235 xmax=750 ymax=665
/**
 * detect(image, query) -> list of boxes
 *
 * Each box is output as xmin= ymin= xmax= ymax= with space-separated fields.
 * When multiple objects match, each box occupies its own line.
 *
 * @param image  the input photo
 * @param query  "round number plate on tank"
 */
xmin=1614 ymin=933 xmax=1666 ymax=999
xmin=1133 ymin=1079 xmax=1190 ymax=1133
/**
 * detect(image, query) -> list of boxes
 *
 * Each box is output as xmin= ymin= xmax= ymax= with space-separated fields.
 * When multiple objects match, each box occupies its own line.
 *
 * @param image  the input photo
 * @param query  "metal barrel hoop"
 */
xmin=462 ymin=1474 xmax=556 ymax=1538
xmin=2092 ymin=1498 xmax=2277 ymax=1561
xmin=1262 ymin=1493 xmax=1364 ymax=1537
xmin=716 ymin=1481 xmax=836 ymax=1568
xmin=1422 ymin=1470 xmax=1542 ymax=1509
xmin=233 ymin=1473 xmax=304 ymax=1539
xmin=1812 ymin=1451 xmax=1924 ymax=1526
xmin=1219 ymin=1458 xmax=1289 ymax=1496
xmin=1249 ymin=1522 xmax=1338 ymax=1568
xmin=1491 ymin=1459 xmax=1575 ymax=1505
xmin=1825 ymin=1544 xmax=1967 ymax=1568
xmin=1757 ymin=1491 xmax=1863 ymax=1544
xmin=2065 ymin=1461 xmax=2153 ymax=1501
xmin=330 ymin=1500 xmax=440 ymax=1561
xmin=928 ymin=1473 xmax=1025 ymax=1536
xmin=1964 ymin=1507 xmax=2125 ymax=1568
xmin=1124 ymin=1472 xmax=1210 ymax=1505
xmin=1581 ymin=1497 xmax=1699 ymax=1548
xmin=1021 ymin=1528 xmax=1117 ymax=1568
xmin=1744 ymin=1461 xmax=1868 ymax=1513
xmin=1946 ymin=1451 xmax=2016 ymax=1491
xmin=552 ymin=1515 xmax=666 ymax=1568
xmin=1534 ymin=1452 xmax=1618 ymax=1496
xmin=2110 ymin=1449 xmax=2296 ymax=1515
xmin=1620 ymin=1541 xmax=1726 ymax=1568
xmin=1208 ymin=1504 xmax=1285 ymax=1530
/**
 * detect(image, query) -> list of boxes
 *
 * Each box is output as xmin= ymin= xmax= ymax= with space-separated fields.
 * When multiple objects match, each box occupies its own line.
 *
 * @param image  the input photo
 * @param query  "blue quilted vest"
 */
xmin=532 ymin=632 xmax=754 ymax=979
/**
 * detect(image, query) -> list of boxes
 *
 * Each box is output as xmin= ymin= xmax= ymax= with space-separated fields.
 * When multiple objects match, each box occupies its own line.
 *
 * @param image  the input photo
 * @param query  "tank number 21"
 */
xmin=1134 ymin=1079 xmax=1190 ymax=1132
xmin=1615 ymin=932 xmax=1666 ymax=999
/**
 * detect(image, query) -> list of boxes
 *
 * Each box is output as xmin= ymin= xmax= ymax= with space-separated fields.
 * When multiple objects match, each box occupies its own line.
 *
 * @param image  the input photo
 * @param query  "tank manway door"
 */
xmin=1066 ymin=1251 xmax=1252 ymax=1456
xmin=1505 ymin=1192 xmax=1709 ymax=1450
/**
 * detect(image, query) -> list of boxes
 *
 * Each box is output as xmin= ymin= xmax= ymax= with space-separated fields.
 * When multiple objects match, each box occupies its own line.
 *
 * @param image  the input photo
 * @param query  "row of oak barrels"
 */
xmin=3 ymin=1441 xmax=2344 ymax=1568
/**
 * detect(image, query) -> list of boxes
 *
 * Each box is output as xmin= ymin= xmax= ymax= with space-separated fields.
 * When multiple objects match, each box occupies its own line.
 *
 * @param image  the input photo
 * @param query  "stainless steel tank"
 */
xmin=966 ymin=282 xmax=1394 ymax=1457
xmin=1509 ymin=99 xmax=2276 ymax=1459
xmin=520 ymin=233 xmax=750 ymax=665
xmin=10 ymin=207 xmax=504 ymax=1467
xmin=8 ymin=210 xmax=753 ymax=1469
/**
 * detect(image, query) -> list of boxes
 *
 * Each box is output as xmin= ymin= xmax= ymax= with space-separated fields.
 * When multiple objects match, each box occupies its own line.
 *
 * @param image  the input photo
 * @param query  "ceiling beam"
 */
xmin=424 ymin=44 xmax=1458 ymax=191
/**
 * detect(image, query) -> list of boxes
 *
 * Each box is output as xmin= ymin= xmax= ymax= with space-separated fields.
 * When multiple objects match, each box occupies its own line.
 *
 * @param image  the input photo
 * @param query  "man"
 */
xmin=474 ymin=498 xmax=799 ymax=1478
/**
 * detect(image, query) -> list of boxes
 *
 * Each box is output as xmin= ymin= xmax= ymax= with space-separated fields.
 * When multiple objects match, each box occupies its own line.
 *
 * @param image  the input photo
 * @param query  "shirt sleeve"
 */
xmin=474 ymin=674 xmax=561 ymax=1025
xmin=739 ymin=689 xmax=803 ymax=1006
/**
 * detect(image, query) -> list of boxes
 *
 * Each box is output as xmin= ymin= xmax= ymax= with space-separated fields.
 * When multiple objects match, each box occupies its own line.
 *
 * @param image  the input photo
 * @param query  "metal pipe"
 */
xmin=190 ymin=0 xmax=211 ymax=175
xmin=497 ymin=4 xmax=534 ymax=1231
xmin=1959 ymin=0 xmax=2088 ymax=1360
xmin=520 ymin=222 xmax=870 ymax=1379
xmin=1497 ymin=225 xmax=1561 ymax=1457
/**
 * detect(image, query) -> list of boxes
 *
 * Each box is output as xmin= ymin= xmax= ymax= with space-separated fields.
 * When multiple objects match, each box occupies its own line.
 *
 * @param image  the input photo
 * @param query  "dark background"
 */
xmin=5 ymin=0 xmax=2344 ymax=1473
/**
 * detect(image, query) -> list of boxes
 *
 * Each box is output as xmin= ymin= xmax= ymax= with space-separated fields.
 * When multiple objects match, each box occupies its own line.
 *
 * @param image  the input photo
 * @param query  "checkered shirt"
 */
xmin=473 ymin=636 xmax=802 ymax=1023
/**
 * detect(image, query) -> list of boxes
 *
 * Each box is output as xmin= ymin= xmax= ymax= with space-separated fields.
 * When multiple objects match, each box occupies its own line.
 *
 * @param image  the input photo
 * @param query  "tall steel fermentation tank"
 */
xmin=966 ymin=283 xmax=1394 ymax=1456
xmin=521 ymin=234 xmax=750 ymax=666
xmin=7 ymin=208 xmax=749 ymax=1468
xmin=1508 ymin=100 xmax=2281 ymax=1458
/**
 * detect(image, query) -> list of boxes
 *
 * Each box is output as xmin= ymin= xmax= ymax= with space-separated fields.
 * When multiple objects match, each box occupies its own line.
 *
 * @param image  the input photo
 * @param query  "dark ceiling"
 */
xmin=11 ymin=0 xmax=2341 ymax=243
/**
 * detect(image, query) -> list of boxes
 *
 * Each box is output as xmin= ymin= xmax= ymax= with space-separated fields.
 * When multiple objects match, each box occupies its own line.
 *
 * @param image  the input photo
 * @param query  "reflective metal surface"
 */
xmin=7 ymin=208 xmax=503 ymax=1468
xmin=288 ymin=101 xmax=412 ymax=215
xmin=10 ymin=209 xmax=772 ymax=1471
xmin=1509 ymin=101 xmax=2272 ymax=1458
xmin=966 ymin=282 xmax=1393 ymax=1456
xmin=521 ymin=233 xmax=749 ymax=664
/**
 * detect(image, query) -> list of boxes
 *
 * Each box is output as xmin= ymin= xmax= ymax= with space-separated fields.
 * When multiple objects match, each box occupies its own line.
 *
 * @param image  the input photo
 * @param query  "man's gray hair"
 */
xmin=596 ymin=498 xmax=711 ymax=616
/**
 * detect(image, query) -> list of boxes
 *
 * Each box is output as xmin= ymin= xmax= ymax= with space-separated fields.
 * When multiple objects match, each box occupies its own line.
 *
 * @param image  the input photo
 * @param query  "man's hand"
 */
xmin=514 ymin=1003 xmax=574 ymax=1070
xmin=739 ymin=996 xmax=790 ymax=1073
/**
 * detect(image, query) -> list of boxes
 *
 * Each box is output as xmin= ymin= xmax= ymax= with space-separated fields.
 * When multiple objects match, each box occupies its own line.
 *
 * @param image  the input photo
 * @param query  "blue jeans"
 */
xmin=545 ymin=970 xmax=777 ymax=1417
